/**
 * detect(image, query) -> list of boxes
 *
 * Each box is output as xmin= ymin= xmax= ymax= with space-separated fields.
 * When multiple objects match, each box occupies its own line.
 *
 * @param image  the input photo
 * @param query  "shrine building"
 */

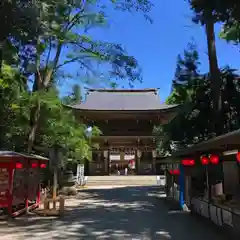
xmin=69 ymin=88 xmax=180 ymax=175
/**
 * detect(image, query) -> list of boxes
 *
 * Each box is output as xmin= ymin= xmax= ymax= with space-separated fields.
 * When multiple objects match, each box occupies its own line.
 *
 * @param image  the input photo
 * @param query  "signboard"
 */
xmin=0 ymin=167 xmax=9 ymax=205
xmin=222 ymin=209 xmax=233 ymax=227
xmin=217 ymin=207 xmax=223 ymax=226
xmin=49 ymin=147 xmax=64 ymax=169
xmin=12 ymin=169 xmax=26 ymax=205
xmin=139 ymin=162 xmax=152 ymax=174
xmin=89 ymin=162 xmax=103 ymax=175
xmin=28 ymin=168 xmax=39 ymax=200
xmin=76 ymin=164 xmax=84 ymax=185
xmin=200 ymin=201 xmax=209 ymax=218
xmin=210 ymin=205 xmax=218 ymax=224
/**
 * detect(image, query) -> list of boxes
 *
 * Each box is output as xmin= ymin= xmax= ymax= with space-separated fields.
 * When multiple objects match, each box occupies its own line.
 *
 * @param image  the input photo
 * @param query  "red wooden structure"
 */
xmin=0 ymin=151 xmax=48 ymax=217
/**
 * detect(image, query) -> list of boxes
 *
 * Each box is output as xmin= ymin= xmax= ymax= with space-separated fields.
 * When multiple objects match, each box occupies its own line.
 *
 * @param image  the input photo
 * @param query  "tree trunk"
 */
xmin=27 ymin=71 xmax=42 ymax=153
xmin=204 ymin=9 xmax=222 ymax=136
xmin=27 ymin=97 xmax=41 ymax=153
xmin=26 ymin=40 xmax=62 ymax=153
xmin=204 ymin=8 xmax=223 ymax=200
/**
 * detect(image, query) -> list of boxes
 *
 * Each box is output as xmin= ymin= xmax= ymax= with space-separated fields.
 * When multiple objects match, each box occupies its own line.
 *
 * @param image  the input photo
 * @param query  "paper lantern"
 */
xmin=181 ymin=159 xmax=195 ymax=166
xmin=200 ymin=156 xmax=209 ymax=165
xmin=209 ymin=154 xmax=219 ymax=164
xmin=236 ymin=152 xmax=240 ymax=162
xmin=31 ymin=163 xmax=38 ymax=168
xmin=173 ymin=169 xmax=180 ymax=175
xmin=16 ymin=163 xmax=23 ymax=169
xmin=40 ymin=163 xmax=46 ymax=169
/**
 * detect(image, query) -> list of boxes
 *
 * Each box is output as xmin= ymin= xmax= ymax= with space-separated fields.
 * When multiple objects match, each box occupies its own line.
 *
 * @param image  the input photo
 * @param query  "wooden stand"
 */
xmin=43 ymin=197 xmax=65 ymax=216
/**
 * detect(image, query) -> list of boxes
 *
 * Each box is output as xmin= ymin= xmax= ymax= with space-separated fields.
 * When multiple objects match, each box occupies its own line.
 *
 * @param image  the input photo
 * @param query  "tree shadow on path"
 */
xmin=0 ymin=186 xmax=230 ymax=239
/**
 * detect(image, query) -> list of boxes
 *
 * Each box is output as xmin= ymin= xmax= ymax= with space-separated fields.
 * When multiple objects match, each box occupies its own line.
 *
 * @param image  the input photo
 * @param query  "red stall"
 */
xmin=0 ymin=151 xmax=48 ymax=217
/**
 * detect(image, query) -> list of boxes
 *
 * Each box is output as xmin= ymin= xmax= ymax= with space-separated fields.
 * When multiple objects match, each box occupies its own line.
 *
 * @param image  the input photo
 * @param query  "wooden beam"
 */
xmin=94 ymin=146 xmax=156 ymax=151
xmin=91 ymin=136 xmax=159 ymax=140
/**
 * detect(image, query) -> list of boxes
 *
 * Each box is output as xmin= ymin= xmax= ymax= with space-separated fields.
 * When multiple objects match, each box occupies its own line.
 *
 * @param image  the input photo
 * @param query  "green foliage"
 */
xmin=220 ymin=22 xmax=240 ymax=43
xmin=0 ymin=0 xmax=155 ymax=165
xmin=0 ymin=64 xmax=30 ymax=151
xmin=155 ymin=44 xmax=240 ymax=155
xmin=62 ymin=84 xmax=82 ymax=105
xmin=24 ymin=0 xmax=153 ymax=91
xmin=0 ymin=0 xmax=40 ymax=41
xmin=188 ymin=0 xmax=240 ymax=44
xmin=188 ymin=0 xmax=240 ymax=24
xmin=0 ymin=64 xmax=101 ymax=162
xmin=23 ymin=0 xmax=154 ymax=154
xmin=34 ymin=85 xmax=101 ymax=163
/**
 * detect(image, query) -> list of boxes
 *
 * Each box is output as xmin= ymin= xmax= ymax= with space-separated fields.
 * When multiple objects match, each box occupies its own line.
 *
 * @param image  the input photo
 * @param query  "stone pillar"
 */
xmin=89 ymin=151 xmax=96 ymax=175
xmin=185 ymin=175 xmax=191 ymax=206
xmin=136 ymin=149 xmax=141 ymax=174
xmin=120 ymin=151 xmax=124 ymax=162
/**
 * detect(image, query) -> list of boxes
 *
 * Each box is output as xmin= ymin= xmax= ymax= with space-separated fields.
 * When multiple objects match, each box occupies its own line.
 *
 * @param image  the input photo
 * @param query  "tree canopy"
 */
xmin=155 ymin=42 xmax=240 ymax=155
xmin=0 ymin=0 xmax=154 ymax=163
xmin=2 ymin=0 xmax=240 ymax=164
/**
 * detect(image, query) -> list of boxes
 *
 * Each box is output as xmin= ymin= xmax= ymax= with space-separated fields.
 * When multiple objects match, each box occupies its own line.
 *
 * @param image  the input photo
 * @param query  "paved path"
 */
xmin=0 ymin=186 xmax=229 ymax=239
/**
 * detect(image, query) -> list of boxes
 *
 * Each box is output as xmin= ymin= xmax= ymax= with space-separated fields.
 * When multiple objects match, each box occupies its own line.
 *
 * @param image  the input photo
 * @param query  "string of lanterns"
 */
xmin=181 ymin=154 xmax=220 ymax=166
xmin=168 ymin=151 xmax=240 ymax=175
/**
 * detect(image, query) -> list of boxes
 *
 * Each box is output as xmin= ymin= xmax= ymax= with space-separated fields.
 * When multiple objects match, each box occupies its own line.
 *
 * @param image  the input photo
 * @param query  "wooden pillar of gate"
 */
xmin=136 ymin=149 xmax=141 ymax=175
xmin=152 ymin=150 xmax=157 ymax=174
xmin=103 ymin=150 xmax=108 ymax=175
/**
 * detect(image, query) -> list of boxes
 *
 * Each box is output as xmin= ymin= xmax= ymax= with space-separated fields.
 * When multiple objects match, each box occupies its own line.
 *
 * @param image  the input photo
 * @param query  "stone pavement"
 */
xmin=86 ymin=175 xmax=158 ymax=186
xmin=0 ymin=185 xmax=230 ymax=239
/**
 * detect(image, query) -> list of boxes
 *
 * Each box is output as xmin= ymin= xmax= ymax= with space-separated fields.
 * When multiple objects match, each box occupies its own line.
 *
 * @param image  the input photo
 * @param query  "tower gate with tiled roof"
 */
xmin=68 ymin=89 xmax=180 ymax=175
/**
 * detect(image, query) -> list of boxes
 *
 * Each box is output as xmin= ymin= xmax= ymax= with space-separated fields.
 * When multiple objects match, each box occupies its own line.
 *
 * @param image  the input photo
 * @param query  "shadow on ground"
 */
xmin=0 ymin=186 xmax=230 ymax=239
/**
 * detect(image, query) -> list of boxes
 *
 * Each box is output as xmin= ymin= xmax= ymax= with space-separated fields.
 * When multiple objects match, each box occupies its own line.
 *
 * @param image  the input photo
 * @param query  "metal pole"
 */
xmin=206 ymin=166 xmax=211 ymax=202
xmin=179 ymin=164 xmax=185 ymax=208
xmin=53 ymin=168 xmax=57 ymax=209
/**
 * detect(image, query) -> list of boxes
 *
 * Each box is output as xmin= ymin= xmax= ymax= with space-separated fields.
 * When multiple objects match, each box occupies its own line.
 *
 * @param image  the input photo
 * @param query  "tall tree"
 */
xmin=154 ymin=44 xmax=210 ymax=154
xmin=26 ymin=0 xmax=154 ymax=152
xmin=189 ymin=0 xmax=222 ymax=136
xmin=155 ymin=44 xmax=240 ymax=155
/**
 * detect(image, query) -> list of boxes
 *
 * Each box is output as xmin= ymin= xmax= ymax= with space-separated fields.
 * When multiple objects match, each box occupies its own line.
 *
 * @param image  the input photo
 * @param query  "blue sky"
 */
xmin=61 ymin=0 xmax=240 ymax=102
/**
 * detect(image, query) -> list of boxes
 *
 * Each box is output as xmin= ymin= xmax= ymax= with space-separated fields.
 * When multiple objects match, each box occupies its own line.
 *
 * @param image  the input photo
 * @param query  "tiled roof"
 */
xmin=172 ymin=128 xmax=240 ymax=157
xmin=0 ymin=151 xmax=49 ymax=160
xmin=71 ymin=89 xmax=179 ymax=111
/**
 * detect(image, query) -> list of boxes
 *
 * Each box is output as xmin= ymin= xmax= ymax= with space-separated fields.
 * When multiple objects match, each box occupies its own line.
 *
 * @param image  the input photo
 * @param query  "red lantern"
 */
xmin=16 ymin=162 xmax=23 ymax=169
xmin=31 ymin=163 xmax=38 ymax=168
xmin=236 ymin=152 xmax=240 ymax=162
xmin=169 ymin=169 xmax=180 ymax=175
xmin=173 ymin=169 xmax=180 ymax=175
xmin=210 ymin=154 xmax=219 ymax=164
xmin=40 ymin=163 xmax=46 ymax=169
xmin=181 ymin=159 xmax=195 ymax=166
xmin=200 ymin=156 xmax=209 ymax=165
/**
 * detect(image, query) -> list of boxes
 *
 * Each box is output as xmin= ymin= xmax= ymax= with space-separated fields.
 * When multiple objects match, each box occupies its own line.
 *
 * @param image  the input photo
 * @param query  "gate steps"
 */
xmin=86 ymin=175 xmax=158 ymax=186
